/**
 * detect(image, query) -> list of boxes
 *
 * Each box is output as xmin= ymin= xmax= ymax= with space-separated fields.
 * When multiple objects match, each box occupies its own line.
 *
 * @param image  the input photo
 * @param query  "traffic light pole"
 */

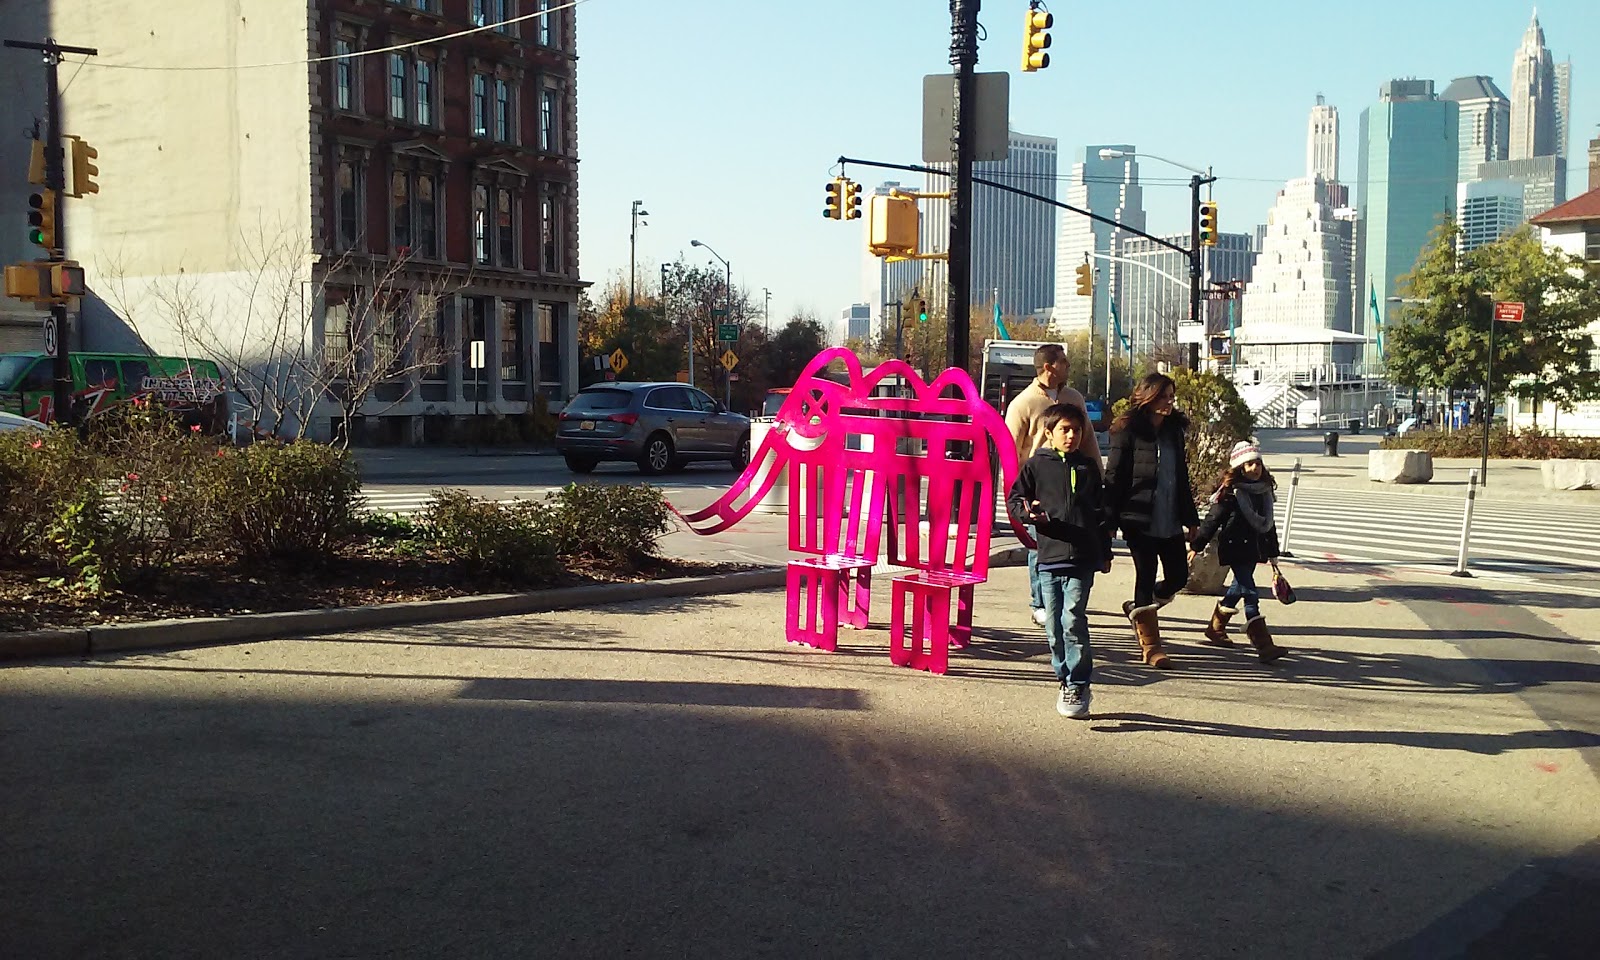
xmin=5 ymin=37 xmax=97 ymax=424
xmin=945 ymin=0 xmax=979 ymax=375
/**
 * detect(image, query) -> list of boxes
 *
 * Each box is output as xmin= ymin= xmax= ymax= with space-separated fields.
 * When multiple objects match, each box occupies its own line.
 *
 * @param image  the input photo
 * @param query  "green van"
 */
xmin=0 ymin=352 xmax=227 ymax=426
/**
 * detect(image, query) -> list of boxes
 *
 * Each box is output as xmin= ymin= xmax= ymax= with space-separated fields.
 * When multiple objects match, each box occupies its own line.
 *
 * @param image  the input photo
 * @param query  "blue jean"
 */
xmin=1027 ymin=525 xmax=1044 ymax=611
xmin=1040 ymin=569 xmax=1095 ymax=688
xmin=1223 ymin=561 xmax=1261 ymax=619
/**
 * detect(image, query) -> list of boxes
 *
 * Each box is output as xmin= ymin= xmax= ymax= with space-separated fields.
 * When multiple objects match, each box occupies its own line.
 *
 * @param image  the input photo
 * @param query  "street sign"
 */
xmin=710 ymin=308 xmax=728 ymax=319
xmin=717 ymin=323 xmax=739 ymax=342
xmin=1176 ymin=322 xmax=1206 ymax=345
xmin=42 ymin=315 xmax=57 ymax=357
xmin=609 ymin=347 xmax=629 ymax=374
xmin=1493 ymin=301 xmax=1526 ymax=323
xmin=469 ymin=340 xmax=486 ymax=369
xmin=922 ymin=72 xmax=1010 ymax=163
xmin=675 ymin=370 xmax=689 ymax=383
xmin=720 ymin=349 xmax=739 ymax=372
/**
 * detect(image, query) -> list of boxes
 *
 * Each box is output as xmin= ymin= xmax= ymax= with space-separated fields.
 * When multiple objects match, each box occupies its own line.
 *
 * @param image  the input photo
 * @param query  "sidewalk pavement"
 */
xmin=5 ymin=559 xmax=1597 ymax=959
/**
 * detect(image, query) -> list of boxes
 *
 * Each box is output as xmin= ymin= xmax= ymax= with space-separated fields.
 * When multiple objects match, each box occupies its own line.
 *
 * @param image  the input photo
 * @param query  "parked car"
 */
xmin=555 ymin=382 xmax=751 ymax=475
xmin=0 ymin=410 xmax=45 ymax=433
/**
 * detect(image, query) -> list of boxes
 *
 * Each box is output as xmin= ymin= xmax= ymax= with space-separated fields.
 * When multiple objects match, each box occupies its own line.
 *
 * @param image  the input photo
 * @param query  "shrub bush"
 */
xmin=205 ymin=441 xmax=362 ymax=561
xmin=420 ymin=489 xmax=557 ymax=580
xmin=543 ymin=482 xmax=674 ymax=568
xmin=1381 ymin=428 xmax=1600 ymax=460
xmin=518 ymin=396 xmax=559 ymax=444
xmin=0 ymin=427 xmax=94 ymax=563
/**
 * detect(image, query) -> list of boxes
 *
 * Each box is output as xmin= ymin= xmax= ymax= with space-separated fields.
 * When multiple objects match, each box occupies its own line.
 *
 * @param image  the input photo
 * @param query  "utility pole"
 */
xmin=946 ymin=0 xmax=979 ymax=375
xmin=762 ymin=287 xmax=771 ymax=336
xmin=4 ymin=37 xmax=97 ymax=424
xmin=628 ymin=200 xmax=648 ymax=307
xmin=887 ymin=297 xmax=904 ymax=363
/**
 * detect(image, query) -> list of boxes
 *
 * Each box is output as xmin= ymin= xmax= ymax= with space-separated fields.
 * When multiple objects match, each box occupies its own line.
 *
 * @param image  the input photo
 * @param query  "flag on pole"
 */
xmin=1368 ymin=283 xmax=1384 ymax=352
xmin=1110 ymin=299 xmax=1130 ymax=352
xmin=994 ymin=299 xmax=1011 ymax=340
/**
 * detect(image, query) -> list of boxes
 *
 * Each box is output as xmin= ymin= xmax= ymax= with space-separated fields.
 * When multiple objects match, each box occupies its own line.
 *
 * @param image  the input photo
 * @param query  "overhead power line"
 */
xmin=75 ymin=0 xmax=593 ymax=72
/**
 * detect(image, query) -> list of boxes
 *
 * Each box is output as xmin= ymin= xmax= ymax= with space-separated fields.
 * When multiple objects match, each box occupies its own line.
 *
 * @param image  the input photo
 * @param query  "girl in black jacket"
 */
xmin=1103 ymin=373 xmax=1198 ymax=669
xmin=1188 ymin=441 xmax=1288 ymax=663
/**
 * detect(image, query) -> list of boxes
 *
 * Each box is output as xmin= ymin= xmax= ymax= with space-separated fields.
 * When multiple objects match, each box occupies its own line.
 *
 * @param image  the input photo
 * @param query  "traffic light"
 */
xmin=916 ymin=299 xmax=928 ymax=323
xmin=843 ymin=179 xmax=862 ymax=220
xmin=1074 ymin=262 xmax=1093 ymax=296
xmin=1022 ymin=4 xmax=1053 ymax=72
xmin=1198 ymin=201 xmax=1218 ymax=246
xmin=68 ymin=136 xmax=100 ymax=198
xmin=27 ymin=189 xmax=58 ymax=252
xmin=868 ymin=192 xmax=919 ymax=258
xmin=824 ymin=178 xmax=843 ymax=220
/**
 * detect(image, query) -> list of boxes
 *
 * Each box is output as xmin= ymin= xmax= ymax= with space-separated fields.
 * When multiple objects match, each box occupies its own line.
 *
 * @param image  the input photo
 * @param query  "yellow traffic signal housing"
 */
xmin=868 ymin=192 xmax=919 ymax=258
xmin=52 ymin=261 xmax=87 ymax=298
xmin=1198 ymin=201 xmax=1218 ymax=246
xmin=843 ymin=179 xmax=862 ymax=220
xmin=68 ymin=136 xmax=100 ymax=198
xmin=824 ymin=178 xmax=843 ymax=220
xmin=1074 ymin=262 xmax=1093 ymax=296
xmin=1022 ymin=6 xmax=1053 ymax=72
xmin=27 ymin=189 xmax=59 ymax=252
xmin=4 ymin=262 xmax=49 ymax=302
xmin=27 ymin=139 xmax=46 ymax=185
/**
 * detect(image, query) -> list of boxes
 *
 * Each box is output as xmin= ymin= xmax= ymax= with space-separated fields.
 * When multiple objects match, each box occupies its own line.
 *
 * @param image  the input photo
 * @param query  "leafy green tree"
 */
xmin=1387 ymin=223 xmax=1600 ymax=425
xmin=764 ymin=314 xmax=828 ymax=387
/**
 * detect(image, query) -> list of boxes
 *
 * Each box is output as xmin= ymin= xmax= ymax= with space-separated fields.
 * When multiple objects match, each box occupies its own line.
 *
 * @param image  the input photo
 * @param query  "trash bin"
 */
xmin=1347 ymin=419 xmax=1361 ymax=434
xmin=1323 ymin=431 xmax=1340 ymax=457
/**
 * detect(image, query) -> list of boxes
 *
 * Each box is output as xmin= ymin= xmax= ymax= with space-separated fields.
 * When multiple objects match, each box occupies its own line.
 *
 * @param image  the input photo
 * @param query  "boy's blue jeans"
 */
xmin=1040 ymin=569 xmax=1094 ymax=687
xmin=1223 ymin=561 xmax=1262 ymax=619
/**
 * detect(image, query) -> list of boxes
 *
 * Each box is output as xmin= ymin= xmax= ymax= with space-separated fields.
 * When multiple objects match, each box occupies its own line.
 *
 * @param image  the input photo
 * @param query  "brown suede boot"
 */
xmin=1244 ymin=615 xmax=1287 ymax=664
xmin=1203 ymin=604 xmax=1238 ymax=647
xmin=1130 ymin=604 xmax=1171 ymax=669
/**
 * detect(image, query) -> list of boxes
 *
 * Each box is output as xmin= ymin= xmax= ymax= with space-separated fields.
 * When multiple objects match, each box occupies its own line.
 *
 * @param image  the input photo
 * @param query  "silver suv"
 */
xmin=555 ymin=382 xmax=752 ymax=475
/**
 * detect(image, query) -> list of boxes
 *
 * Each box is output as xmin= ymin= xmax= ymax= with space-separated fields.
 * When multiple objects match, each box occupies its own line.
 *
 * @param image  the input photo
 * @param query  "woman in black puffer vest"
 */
xmin=1104 ymin=373 xmax=1198 ymax=669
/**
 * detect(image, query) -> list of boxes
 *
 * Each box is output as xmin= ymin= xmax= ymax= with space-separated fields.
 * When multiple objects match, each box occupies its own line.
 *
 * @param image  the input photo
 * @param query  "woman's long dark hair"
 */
xmin=1111 ymin=372 xmax=1183 ymax=434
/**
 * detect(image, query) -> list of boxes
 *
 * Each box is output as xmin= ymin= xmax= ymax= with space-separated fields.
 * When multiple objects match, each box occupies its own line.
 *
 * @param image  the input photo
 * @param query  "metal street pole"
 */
xmin=763 ymin=287 xmax=772 ymax=337
xmin=1481 ymin=304 xmax=1495 ymax=487
xmin=724 ymin=258 xmax=732 ymax=408
xmin=628 ymin=200 xmax=647 ymax=307
xmin=945 ymin=0 xmax=979 ymax=375
xmin=1188 ymin=174 xmax=1202 ymax=371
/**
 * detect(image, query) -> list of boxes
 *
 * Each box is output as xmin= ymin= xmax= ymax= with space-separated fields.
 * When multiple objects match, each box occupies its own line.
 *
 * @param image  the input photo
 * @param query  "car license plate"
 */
xmin=580 ymin=420 xmax=595 ymax=431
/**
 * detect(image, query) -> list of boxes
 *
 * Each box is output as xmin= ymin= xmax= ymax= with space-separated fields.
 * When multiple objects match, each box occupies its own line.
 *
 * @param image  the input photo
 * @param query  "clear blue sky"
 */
xmin=576 ymin=0 xmax=1597 ymax=327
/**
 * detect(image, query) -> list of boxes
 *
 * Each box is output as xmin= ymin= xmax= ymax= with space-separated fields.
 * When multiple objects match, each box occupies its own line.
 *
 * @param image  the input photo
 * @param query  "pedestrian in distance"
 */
xmin=1103 ymin=372 xmax=1198 ymax=669
xmin=1007 ymin=402 xmax=1113 ymax=719
xmin=1188 ymin=441 xmax=1289 ymax=664
xmin=1004 ymin=343 xmax=1103 ymax=629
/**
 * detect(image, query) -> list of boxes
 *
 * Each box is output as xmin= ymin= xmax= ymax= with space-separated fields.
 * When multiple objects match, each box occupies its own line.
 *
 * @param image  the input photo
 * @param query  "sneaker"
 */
xmin=1031 ymin=608 xmax=1048 ymax=626
xmin=1056 ymin=683 xmax=1092 ymax=719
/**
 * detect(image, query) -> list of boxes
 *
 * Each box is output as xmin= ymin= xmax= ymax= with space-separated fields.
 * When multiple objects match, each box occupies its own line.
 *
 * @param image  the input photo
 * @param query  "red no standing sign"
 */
xmin=1493 ymin=301 xmax=1526 ymax=323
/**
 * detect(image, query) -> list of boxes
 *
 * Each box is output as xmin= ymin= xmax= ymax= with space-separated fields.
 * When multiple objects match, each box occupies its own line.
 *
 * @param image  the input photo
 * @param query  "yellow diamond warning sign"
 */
xmin=609 ymin=348 xmax=628 ymax=374
xmin=720 ymin=349 xmax=738 ymax=372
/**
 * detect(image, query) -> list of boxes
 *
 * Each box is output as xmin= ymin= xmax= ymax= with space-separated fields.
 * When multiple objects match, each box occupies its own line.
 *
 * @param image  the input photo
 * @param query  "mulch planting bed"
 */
xmin=0 ymin=548 xmax=752 ymax=633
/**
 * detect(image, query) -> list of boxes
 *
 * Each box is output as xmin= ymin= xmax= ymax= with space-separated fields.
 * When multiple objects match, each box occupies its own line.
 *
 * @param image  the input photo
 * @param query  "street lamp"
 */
xmin=690 ymin=239 xmax=733 ymax=407
xmin=629 ymin=200 xmax=649 ymax=307
xmin=1098 ymin=148 xmax=1215 ymax=370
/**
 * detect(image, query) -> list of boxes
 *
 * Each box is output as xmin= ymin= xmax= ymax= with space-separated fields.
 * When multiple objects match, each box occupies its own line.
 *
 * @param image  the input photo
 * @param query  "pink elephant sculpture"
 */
xmin=674 ymin=348 xmax=1033 ymax=674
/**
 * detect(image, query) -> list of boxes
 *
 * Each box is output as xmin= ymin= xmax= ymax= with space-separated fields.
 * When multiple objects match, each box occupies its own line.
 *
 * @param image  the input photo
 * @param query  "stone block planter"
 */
xmin=1368 ymin=449 xmax=1434 ymax=484
xmin=1541 ymin=459 xmax=1600 ymax=491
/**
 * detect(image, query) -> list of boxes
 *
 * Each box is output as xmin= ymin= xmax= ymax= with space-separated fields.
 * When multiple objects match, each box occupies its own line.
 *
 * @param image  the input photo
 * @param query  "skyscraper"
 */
xmin=1508 ymin=12 xmax=1556 ymax=161
xmin=1554 ymin=59 xmax=1572 ymax=165
xmin=1441 ymin=76 xmax=1510 ymax=182
xmin=1457 ymin=180 xmax=1525 ymax=252
xmin=1356 ymin=80 xmax=1459 ymax=347
xmin=1117 ymin=233 xmax=1253 ymax=358
xmin=919 ymin=130 xmax=1058 ymax=320
xmin=1307 ymin=95 xmax=1339 ymax=182
xmin=1052 ymin=146 xmax=1145 ymax=333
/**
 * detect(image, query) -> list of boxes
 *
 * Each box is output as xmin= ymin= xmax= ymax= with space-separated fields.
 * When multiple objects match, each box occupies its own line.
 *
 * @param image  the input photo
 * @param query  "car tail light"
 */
xmin=610 ymin=413 xmax=639 ymax=426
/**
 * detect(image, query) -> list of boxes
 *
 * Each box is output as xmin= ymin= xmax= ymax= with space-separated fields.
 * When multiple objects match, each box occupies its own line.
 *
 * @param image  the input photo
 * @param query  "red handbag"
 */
xmin=1270 ymin=562 xmax=1297 ymax=605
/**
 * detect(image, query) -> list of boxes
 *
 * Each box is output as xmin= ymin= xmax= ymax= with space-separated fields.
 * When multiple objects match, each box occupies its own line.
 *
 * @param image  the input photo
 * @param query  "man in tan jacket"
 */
xmin=1005 ymin=343 xmax=1102 ymax=625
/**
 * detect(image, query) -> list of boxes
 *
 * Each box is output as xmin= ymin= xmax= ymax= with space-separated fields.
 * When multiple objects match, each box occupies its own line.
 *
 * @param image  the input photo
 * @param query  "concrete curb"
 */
xmin=2 ymin=569 xmax=787 ymax=663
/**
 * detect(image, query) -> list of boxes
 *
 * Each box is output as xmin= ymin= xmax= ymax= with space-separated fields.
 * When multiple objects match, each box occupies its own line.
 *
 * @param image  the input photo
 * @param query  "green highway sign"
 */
xmin=718 ymin=323 xmax=739 ymax=342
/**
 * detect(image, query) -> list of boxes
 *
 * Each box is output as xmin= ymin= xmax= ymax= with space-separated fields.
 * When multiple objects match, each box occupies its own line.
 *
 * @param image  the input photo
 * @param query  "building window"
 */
xmin=420 ymin=294 xmax=449 ymax=381
xmin=334 ymin=39 xmax=355 ymax=111
xmin=538 ymin=0 xmax=555 ymax=46
xmin=494 ymin=79 xmax=513 ymax=142
xmin=336 ymin=159 xmax=362 ymax=250
xmin=496 ymin=1 xmax=516 ymax=36
xmin=496 ymin=188 xmax=517 ymax=267
xmin=538 ymin=302 xmax=561 ymax=392
xmin=472 ymin=74 xmax=490 ymax=138
xmin=473 ymin=185 xmax=490 ymax=265
xmin=391 ymin=171 xmax=411 ymax=253
xmin=416 ymin=173 xmax=438 ymax=259
xmin=325 ymin=295 xmax=353 ymax=368
xmin=415 ymin=61 xmax=434 ymax=127
xmin=541 ymin=195 xmax=558 ymax=273
xmin=500 ymin=299 xmax=524 ymax=384
xmin=1586 ymin=228 xmax=1600 ymax=262
xmin=389 ymin=53 xmax=408 ymax=119
xmin=539 ymin=87 xmax=557 ymax=152
xmin=464 ymin=297 xmax=490 ymax=395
